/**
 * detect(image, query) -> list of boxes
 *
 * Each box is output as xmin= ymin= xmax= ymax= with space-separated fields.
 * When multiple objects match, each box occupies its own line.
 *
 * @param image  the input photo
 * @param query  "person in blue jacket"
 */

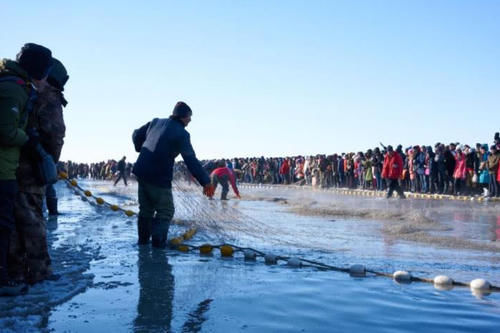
xmin=132 ymin=101 xmax=214 ymax=248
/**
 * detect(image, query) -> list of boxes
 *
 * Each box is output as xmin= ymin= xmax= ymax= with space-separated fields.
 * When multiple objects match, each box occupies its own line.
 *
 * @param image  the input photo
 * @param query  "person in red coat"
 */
xmin=210 ymin=161 xmax=240 ymax=200
xmin=279 ymin=158 xmax=290 ymax=184
xmin=382 ymin=145 xmax=406 ymax=199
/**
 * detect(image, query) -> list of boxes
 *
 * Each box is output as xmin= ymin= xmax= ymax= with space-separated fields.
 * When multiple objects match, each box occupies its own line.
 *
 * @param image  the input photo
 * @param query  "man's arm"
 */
xmin=132 ymin=122 xmax=150 ymax=152
xmin=228 ymin=169 xmax=240 ymax=197
xmin=180 ymin=132 xmax=210 ymax=186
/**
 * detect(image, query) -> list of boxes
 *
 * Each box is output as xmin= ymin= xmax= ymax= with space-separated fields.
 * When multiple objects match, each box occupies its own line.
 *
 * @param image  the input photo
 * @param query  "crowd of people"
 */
xmin=61 ymin=157 xmax=133 ymax=183
xmin=221 ymin=134 xmax=500 ymax=198
xmin=68 ymin=132 xmax=500 ymax=199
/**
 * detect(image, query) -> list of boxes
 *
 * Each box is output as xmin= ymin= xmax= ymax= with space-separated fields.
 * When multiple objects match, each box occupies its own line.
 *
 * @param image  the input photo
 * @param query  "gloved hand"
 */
xmin=236 ymin=194 xmax=241 ymax=199
xmin=203 ymin=184 xmax=215 ymax=198
xmin=24 ymin=128 xmax=40 ymax=149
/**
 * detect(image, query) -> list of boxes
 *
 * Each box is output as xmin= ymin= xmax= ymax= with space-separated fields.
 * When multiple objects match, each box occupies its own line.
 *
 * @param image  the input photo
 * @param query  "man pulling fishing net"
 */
xmin=132 ymin=101 xmax=215 ymax=248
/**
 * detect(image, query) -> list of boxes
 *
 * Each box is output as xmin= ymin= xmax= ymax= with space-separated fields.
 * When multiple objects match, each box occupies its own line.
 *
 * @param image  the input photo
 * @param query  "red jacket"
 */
xmin=280 ymin=160 xmax=290 ymax=175
xmin=382 ymin=152 xmax=403 ymax=179
xmin=211 ymin=167 xmax=240 ymax=196
xmin=453 ymin=152 xmax=466 ymax=179
xmin=497 ymin=162 xmax=500 ymax=182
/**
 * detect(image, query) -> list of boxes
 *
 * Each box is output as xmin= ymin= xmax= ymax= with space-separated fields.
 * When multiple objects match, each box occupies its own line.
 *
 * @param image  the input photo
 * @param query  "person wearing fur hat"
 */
xmin=132 ymin=101 xmax=214 ymax=248
xmin=9 ymin=58 xmax=68 ymax=286
xmin=0 ymin=43 xmax=53 ymax=296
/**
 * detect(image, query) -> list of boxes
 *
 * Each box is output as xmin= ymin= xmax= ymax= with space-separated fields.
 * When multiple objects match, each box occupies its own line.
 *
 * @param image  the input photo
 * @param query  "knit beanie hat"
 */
xmin=16 ymin=43 xmax=53 ymax=80
xmin=172 ymin=101 xmax=192 ymax=118
xmin=47 ymin=58 xmax=69 ymax=91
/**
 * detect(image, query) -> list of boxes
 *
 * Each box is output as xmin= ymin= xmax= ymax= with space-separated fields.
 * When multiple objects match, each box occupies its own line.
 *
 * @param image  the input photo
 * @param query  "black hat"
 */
xmin=47 ymin=58 xmax=69 ymax=91
xmin=172 ymin=101 xmax=192 ymax=118
xmin=387 ymin=145 xmax=394 ymax=152
xmin=16 ymin=43 xmax=53 ymax=80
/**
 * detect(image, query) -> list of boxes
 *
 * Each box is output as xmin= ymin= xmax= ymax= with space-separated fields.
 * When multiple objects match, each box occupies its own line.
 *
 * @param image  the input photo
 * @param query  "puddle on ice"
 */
xmin=0 ymin=180 xmax=499 ymax=332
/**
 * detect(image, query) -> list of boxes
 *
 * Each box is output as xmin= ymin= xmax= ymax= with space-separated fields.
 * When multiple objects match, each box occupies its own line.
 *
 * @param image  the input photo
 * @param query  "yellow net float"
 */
xmin=177 ymin=245 xmax=189 ymax=252
xmin=170 ymin=237 xmax=183 ymax=245
xmin=59 ymin=171 xmax=68 ymax=179
xmin=199 ymin=244 xmax=213 ymax=254
xmin=84 ymin=190 xmax=92 ymax=197
xmin=95 ymin=197 xmax=105 ymax=205
xmin=183 ymin=228 xmax=197 ymax=240
xmin=110 ymin=205 xmax=119 ymax=211
xmin=70 ymin=179 xmax=78 ymax=186
xmin=124 ymin=210 xmax=135 ymax=217
xmin=220 ymin=245 xmax=234 ymax=257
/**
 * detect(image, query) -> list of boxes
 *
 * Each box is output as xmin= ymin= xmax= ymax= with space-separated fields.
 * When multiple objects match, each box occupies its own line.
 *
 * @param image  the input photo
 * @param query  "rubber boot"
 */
xmin=151 ymin=218 xmax=170 ymax=249
xmin=46 ymin=197 xmax=59 ymax=216
xmin=137 ymin=216 xmax=152 ymax=245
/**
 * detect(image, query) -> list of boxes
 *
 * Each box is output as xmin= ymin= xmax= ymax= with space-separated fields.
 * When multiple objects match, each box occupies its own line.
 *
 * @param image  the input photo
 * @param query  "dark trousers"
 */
xmin=211 ymin=174 xmax=229 ymax=200
xmin=0 ymin=180 xmax=17 ymax=283
xmin=114 ymin=172 xmax=128 ymax=186
xmin=489 ymin=173 xmax=498 ymax=197
xmin=437 ymin=170 xmax=446 ymax=193
xmin=386 ymin=178 xmax=405 ymax=198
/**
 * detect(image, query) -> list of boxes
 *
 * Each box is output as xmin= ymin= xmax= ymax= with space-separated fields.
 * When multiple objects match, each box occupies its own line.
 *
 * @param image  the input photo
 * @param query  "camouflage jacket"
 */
xmin=17 ymin=84 xmax=66 ymax=193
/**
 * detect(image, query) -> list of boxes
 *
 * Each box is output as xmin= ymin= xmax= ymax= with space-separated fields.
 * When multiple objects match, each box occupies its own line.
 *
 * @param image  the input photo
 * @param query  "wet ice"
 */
xmin=1 ymin=180 xmax=499 ymax=332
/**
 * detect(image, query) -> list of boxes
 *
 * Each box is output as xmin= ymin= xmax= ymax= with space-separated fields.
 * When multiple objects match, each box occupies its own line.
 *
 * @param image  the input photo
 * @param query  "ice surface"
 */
xmin=0 ymin=180 xmax=498 ymax=332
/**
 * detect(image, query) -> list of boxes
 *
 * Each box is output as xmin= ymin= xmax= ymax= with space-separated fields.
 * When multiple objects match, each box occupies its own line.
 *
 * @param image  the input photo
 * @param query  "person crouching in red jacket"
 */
xmin=382 ymin=145 xmax=406 ymax=199
xmin=210 ymin=161 xmax=241 ymax=200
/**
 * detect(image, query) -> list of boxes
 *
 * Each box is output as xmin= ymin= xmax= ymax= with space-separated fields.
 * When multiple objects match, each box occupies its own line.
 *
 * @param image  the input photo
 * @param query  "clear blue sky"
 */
xmin=2 ymin=0 xmax=499 ymax=162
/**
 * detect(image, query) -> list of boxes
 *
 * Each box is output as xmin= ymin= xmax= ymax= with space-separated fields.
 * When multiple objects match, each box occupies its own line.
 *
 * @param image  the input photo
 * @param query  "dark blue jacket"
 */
xmin=132 ymin=117 xmax=209 ymax=188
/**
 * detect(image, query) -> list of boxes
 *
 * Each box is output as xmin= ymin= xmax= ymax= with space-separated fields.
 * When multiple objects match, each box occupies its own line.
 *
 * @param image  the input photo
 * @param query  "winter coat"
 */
xmin=382 ymin=152 xmax=403 ymax=180
xmin=415 ymin=152 xmax=426 ymax=175
xmin=0 ymin=59 xmax=31 ymax=180
xmin=132 ymin=117 xmax=209 ymax=188
xmin=426 ymin=151 xmax=436 ymax=176
xmin=16 ymin=83 xmax=66 ymax=193
xmin=279 ymin=160 xmax=290 ymax=175
xmin=363 ymin=159 xmax=373 ymax=181
xmin=453 ymin=152 xmax=466 ymax=179
xmin=444 ymin=150 xmax=456 ymax=176
xmin=117 ymin=159 xmax=126 ymax=172
xmin=479 ymin=153 xmax=490 ymax=184
xmin=487 ymin=152 xmax=500 ymax=174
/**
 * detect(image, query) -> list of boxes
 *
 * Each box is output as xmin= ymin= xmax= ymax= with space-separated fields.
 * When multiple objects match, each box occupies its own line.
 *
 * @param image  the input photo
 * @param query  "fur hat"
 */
xmin=47 ymin=58 xmax=69 ymax=91
xmin=16 ymin=43 xmax=53 ymax=80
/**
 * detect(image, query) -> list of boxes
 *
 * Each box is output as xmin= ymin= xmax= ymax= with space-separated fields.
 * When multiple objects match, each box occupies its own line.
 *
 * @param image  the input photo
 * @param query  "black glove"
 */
xmin=24 ymin=128 xmax=40 ymax=150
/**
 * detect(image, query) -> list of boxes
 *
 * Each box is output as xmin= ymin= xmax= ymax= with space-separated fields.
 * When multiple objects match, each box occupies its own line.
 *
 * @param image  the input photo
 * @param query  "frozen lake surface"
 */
xmin=0 ymin=180 xmax=499 ymax=332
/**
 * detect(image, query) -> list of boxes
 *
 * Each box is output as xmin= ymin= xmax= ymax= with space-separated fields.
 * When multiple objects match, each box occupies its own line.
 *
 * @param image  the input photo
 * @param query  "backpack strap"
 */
xmin=0 ymin=75 xmax=27 ymax=85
